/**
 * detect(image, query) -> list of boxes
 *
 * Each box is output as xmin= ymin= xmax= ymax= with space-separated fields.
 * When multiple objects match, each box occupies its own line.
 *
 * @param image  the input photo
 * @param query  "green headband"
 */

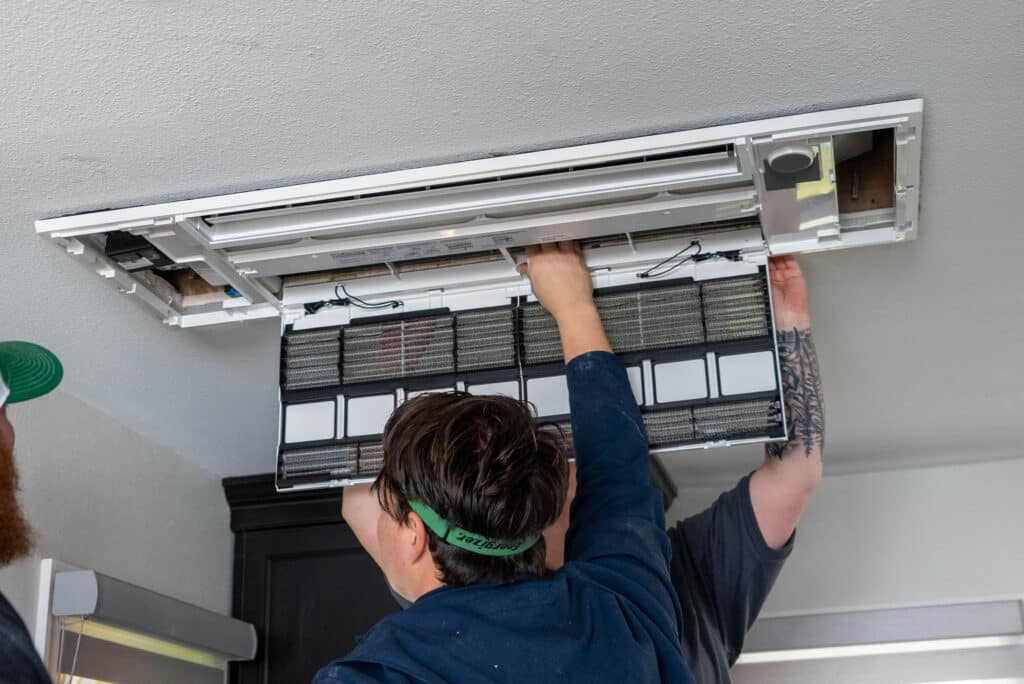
xmin=408 ymin=499 xmax=539 ymax=557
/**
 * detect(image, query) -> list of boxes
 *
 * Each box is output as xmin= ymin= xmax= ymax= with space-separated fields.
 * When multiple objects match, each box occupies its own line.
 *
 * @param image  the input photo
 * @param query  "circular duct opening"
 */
xmin=767 ymin=146 xmax=816 ymax=174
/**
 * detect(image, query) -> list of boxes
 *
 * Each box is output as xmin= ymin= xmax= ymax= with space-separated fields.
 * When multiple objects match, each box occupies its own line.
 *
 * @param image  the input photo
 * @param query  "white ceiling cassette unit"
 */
xmin=36 ymin=99 xmax=922 ymax=329
xmin=36 ymin=100 xmax=922 ymax=489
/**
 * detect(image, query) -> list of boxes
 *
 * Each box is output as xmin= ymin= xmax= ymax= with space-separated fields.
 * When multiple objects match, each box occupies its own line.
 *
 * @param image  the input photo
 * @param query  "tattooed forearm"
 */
xmin=766 ymin=328 xmax=824 ymax=459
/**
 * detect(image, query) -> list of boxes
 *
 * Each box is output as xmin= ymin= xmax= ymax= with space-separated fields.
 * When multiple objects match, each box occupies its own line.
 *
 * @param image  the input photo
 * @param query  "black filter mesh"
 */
xmin=521 ymin=280 xmax=723 ymax=362
xmin=701 ymin=275 xmax=770 ymax=342
xmin=285 ymin=328 xmax=341 ymax=345
xmin=279 ymin=444 xmax=357 ymax=482
xmin=597 ymin=283 xmax=704 ymax=352
xmin=520 ymin=303 xmax=563 ymax=365
xmin=283 ymin=366 xmax=341 ymax=390
xmin=643 ymin=409 xmax=696 ymax=446
xmin=455 ymin=309 xmax=516 ymax=371
xmin=692 ymin=398 xmax=780 ymax=440
xmin=357 ymin=442 xmax=385 ymax=474
xmin=282 ymin=351 xmax=341 ymax=369
xmin=282 ymin=330 xmax=342 ymax=390
xmin=284 ymin=340 xmax=341 ymax=356
xmin=327 ymin=275 xmax=768 ymax=386
xmin=343 ymin=314 xmax=455 ymax=383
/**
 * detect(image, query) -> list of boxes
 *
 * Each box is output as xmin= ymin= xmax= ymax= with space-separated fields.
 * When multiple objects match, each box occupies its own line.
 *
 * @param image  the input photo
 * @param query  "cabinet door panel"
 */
xmin=231 ymin=523 xmax=398 ymax=684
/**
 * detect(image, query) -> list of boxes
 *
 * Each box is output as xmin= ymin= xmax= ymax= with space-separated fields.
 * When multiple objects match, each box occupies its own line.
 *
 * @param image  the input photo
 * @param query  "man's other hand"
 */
xmin=769 ymin=255 xmax=811 ymax=330
xmin=754 ymin=254 xmax=823 ymax=550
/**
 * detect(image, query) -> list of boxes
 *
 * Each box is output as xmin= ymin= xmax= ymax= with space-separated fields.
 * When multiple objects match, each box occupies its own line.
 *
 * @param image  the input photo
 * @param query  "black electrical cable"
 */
xmin=302 ymin=283 xmax=403 ymax=315
xmin=336 ymin=284 xmax=402 ymax=310
xmin=303 ymin=301 xmax=329 ymax=315
xmin=637 ymin=240 xmax=702 ymax=279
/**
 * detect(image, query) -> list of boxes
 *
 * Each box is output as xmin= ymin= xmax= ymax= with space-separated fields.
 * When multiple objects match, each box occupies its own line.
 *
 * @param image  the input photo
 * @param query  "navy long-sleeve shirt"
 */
xmin=313 ymin=351 xmax=693 ymax=683
xmin=0 ymin=592 xmax=51 ymax=683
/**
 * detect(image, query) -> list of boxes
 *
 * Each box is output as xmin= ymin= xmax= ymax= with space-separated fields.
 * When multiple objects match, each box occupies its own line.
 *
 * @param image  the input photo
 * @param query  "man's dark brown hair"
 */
xmin=373 ymin=391 xmax=568 ymax=586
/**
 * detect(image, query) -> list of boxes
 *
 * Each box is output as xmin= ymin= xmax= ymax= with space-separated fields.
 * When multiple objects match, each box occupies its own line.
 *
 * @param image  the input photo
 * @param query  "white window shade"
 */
xmin=49 ymin=569 xmax=256 ymax=683
xmin=55 ymin=628 xmax=226 ymax=684
xmin=734 ymin=600 xmax=1024 ymax=684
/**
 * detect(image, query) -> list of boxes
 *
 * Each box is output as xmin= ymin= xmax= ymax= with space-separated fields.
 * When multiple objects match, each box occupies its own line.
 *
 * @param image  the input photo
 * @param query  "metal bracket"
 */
xmin=176 ymin=218 xmax=285 ymax=313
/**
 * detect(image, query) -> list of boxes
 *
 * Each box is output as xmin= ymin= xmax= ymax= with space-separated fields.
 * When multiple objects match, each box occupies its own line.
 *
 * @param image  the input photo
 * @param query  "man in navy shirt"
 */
xmin=0 ymin=341 xmax=64 ymax=684
xmin=315 ymin=241 xmax=694 ymax=683
xmin=343 ymin=249 xmax=825 ymax=682
xmin=530 ymin=254 xmax=824 ymax=683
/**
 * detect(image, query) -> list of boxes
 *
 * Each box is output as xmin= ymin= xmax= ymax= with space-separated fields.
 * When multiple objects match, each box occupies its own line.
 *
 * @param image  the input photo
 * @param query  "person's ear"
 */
xmin=405 ymin=511 xmax=430 ymax=563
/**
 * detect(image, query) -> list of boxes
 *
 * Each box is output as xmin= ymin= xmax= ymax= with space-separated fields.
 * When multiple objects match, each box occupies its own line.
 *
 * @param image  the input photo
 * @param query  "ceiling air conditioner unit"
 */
xmin=36 ymin=100 xmax=923 ymax=490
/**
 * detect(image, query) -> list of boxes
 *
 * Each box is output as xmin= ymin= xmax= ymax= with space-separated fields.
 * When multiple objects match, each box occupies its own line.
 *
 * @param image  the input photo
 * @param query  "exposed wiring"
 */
xmin=694 ymin=249 xmax=744 ymax=263
xmin=336 ymin=284 xmax=402 ymax=310
xmin=637 ymin=240 xmax=702 ymax=279
xmin=303 ymin=283 xmax=404 ymax=315
xmin=636 ymin=241 xmax=748 ymax=280
xmin=303 ymin=301 xmax=330 ymax=315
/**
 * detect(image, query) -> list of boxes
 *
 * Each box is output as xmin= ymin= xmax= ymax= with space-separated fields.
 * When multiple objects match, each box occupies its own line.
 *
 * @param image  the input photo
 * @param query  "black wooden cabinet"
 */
xmin=223 ymin=476 xmax=399 ymax=684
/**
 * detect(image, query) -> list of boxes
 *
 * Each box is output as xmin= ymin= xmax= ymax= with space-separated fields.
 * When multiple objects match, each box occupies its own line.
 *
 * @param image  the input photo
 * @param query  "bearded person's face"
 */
xmin=0 ymin=405 xmax=33 ymax=566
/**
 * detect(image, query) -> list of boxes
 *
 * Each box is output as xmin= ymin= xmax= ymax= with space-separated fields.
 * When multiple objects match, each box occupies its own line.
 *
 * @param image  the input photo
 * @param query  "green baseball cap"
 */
xmin=0 ymin=341 xmax=64 ymax=406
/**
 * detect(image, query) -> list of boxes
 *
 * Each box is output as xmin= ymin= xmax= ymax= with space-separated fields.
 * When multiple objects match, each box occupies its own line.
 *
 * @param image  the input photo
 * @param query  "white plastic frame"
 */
xmin=35 ymin=100 xmax=921 ymax=329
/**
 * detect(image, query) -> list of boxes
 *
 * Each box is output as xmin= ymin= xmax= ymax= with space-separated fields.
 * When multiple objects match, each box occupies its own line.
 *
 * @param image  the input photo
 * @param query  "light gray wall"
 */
xmin=668 ymin=457 xmax=1024 ymax=615
xmin=0 ymin=390 xmax=232 ymax=628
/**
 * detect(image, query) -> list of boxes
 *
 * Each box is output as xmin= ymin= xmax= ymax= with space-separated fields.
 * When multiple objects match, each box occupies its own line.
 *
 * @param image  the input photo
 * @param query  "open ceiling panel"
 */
xmin=35 ymin=100 xmax=922 ymax=329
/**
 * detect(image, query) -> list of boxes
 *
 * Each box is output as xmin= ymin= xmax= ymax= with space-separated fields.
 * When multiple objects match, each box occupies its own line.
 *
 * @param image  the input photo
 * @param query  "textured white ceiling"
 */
xmin=2 ymin=1 xmax=1022 ymax=481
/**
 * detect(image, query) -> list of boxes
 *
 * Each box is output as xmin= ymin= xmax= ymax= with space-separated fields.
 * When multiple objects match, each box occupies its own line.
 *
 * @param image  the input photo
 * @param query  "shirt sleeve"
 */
xmin=670 ymin=473 xmax=793 ymax=665
xmin=563 ymin=351 xmax=679 ymax=622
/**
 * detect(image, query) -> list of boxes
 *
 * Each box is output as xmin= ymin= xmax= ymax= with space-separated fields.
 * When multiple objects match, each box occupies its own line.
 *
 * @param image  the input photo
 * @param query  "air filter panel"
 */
xmin=278 ymin=268 xmax=784 ymax=489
